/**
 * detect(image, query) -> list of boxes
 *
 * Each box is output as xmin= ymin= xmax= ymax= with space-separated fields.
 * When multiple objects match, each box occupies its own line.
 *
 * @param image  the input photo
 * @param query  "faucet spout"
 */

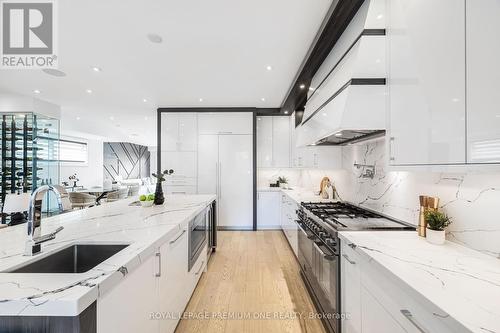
xmin=25 ymin=185 xmax=64 ymax=256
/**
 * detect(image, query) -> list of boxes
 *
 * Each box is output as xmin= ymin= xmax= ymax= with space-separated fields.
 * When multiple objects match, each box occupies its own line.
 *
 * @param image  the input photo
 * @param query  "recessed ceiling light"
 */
xmin=284 ymin=110 xmax=289 ymax=114
xmin=42 ymin=68 xmax=66 ymax=77
xmin=109 ymin=116 xmax=115 ymax=121
xmin=144 ymin=116 xmax=149 ymax=120
xmin=86 ymin=89 xmax=93 ymax=94
xmin=322 ymin=113 xmax=327 ymax=116
xmin=452 ymin=98 xmax=460 ymax=102
xmin=376 ymin=14 xmax=383 ymax=20
xmin=257 ymin=118 xmax=262 ymax=121
xmin=76 ymin=116 xmax=81 ymax=120
xmin=266 ymin=65 xmax=272 ymax=71
xmin=299 ymin=84 xmax=306 ymax=89
xmin=143 ymin=98 xmax=148 ymax=103
xmin=147 ymin=33 xmax=163 ymax=44
xmin=261 ymin=97 xmax=266 ymax=102
xmin=199 ymin=98 xmax=203 ymax=102
xmin=33 ymin=89 xmax=41 ymax=94
xmin=91 ymin=66 xmax=102 ymax=72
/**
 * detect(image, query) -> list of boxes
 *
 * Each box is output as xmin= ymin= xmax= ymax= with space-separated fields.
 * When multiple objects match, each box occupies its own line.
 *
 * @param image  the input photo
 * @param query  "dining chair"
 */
xmin=68 ymin=192 xmax=97 ymax=209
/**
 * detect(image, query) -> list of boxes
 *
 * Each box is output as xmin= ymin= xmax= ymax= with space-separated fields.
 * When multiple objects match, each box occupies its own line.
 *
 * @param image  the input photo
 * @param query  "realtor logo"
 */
xmin=1 ymin=0 xmax=57 ymax=69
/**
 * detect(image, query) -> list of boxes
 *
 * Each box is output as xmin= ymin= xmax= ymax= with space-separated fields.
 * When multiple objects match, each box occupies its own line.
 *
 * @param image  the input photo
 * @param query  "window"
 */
xmin=59 ymin=139 xmax=88 ymax=163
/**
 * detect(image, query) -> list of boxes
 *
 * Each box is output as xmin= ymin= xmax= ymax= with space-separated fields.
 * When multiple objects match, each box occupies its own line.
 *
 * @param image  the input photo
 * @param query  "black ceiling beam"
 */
xmin=157 ymin=107 xmax=280 ymax=115
xmin=281 ymin=0 xmax=365 ymax=123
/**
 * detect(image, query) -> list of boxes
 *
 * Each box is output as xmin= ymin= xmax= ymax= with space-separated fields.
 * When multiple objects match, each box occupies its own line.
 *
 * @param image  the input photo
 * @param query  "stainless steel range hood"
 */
xmin=296 ymin=0 xmax=387 ymax=147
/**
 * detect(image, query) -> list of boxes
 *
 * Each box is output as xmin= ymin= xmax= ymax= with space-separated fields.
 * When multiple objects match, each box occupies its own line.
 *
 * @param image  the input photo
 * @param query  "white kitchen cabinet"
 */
xmin=256 ymin=117 xmax=273 ymax=168
xmin=161 ymin=113 xmax=197 ymax=152
xmin=388 ymin=0 xmax=466 ymax=165
xmin=198 ymin=132 xmax=253 ymax=229
xmin=257 ymin=191 xmax=281 ymax=229
xmin=341 ymin=243 xmax=361 ymax=333
xmin=360 ymin=286 xmax=405 ymax=333
xmin=256 ymin=116 xmax=291 ymax=168
xmin=158 ymin=228 xmax=188 ymax=333
xmin=280 ymin=193 xmax=298 ymax=257
xmin=272 ymin=117 xmax=291 ymax=167
xmin=97 ymin=253 xmax=159 ymax=333
xmin=466 ymin=0 xmax=500 ymax=163
xmin=161 ymin=151 xmax=197 ymax=178
xmin=198 ymin=112 xmax=253 ymax=135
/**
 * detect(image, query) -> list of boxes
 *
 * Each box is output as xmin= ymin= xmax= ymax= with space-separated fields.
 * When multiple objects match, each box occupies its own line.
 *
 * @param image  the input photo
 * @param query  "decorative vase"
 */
xmin=426 ymin=228 xmax=445 ymax=245
xmin=154 ymin=182 xmax=165 ymax=205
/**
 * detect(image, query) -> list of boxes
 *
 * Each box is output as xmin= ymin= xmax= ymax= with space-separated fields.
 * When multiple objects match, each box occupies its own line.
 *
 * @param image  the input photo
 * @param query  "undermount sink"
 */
xmin=10 ymin=244 xmax=129 ymax=274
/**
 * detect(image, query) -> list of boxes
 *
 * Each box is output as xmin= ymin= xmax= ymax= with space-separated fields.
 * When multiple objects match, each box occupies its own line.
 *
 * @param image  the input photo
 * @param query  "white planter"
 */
xmin=426 ymin=228 xmax=445 ymax=245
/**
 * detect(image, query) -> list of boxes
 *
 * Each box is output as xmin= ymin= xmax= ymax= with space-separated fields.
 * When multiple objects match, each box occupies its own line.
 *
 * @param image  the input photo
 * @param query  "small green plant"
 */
xmin=278 ymin=176 xmax=288 ymax=184
xmin=152 ymin=169 xmax=174 ymax=182
xmin=425 ymin=210 xmax=452 ymax=231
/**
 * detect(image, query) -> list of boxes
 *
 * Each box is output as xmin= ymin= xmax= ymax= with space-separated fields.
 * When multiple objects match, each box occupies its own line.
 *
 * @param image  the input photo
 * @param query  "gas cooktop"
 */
xmin=301 ymin=201 xmax=414 ymax=231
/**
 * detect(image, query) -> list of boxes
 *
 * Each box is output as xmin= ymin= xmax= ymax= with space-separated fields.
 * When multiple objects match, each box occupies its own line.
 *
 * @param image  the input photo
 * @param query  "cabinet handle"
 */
xmin=400 ymin=310 xmax=427 ymax=333
xmin=389 ymin=136 xmax=395 ymax=162
xmin=342 ymin=254 xmax=356 ymax=265
xmin=155 ymin=252 xmax=161 ymax=277
xmin=219 ymin=162 xmax=222 ymax=200
xmin=195 ymin=261 xmax=205 ymax=275
xmin=169 ymin=229 xmax=186 ymax=244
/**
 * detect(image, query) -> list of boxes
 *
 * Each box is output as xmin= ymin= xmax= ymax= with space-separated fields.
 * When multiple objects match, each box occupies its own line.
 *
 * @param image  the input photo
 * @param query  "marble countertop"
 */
xmin=338 ymin=231 xmax=500 ymax=333
xmin=0 ymin=194 xmax=215 ymax=317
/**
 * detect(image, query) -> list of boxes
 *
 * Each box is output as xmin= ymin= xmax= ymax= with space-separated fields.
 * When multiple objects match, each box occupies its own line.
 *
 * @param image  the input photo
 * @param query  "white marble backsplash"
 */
xmin=336 ymin=139 xmax=500 ymax=259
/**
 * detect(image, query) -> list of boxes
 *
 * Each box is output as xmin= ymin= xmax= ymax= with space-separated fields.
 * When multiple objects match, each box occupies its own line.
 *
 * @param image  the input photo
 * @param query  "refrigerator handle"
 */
xmin=219 ymin=162 xmax=222 ymax=200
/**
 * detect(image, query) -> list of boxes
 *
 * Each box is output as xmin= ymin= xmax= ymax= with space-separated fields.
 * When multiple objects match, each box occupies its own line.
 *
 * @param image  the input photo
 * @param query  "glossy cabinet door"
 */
xmin=161 ymin=113 xmax=179 ymax=152
xmin=257 ymin=191 xmax=281 ymax=229
xmin=197 ymin=134 xmax=218 ymax=196
xmin=256 ymin=117 xmax=273 ymax=167
xmin=341 ymin=243 xmax=362 ymax=333
xmin=198 ymin=112 xmax=253 ymax=135
xmin=466 ymin=0 xmax=500 ymax=163
xmin=218 ymin=134 xmax=253 ymax=229
xmin=360 ymin=286 xmax=406 ymax=333
xmin=158 ymin=228 xmax=189 ymax=333
xmin=388 ymin=0 xmax=466 ymax=165
xmin=272 ymin=116 xmax=291 ymax=167
xmin=97 ymin=254 xmax=159 ymax=333
xmin=161 ymin=113 xmax=197 ymax=152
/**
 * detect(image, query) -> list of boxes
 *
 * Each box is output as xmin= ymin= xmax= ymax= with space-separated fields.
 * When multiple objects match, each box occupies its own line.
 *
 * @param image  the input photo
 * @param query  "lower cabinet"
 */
xmin=97 ymin=224 xmax=207 ymax=333
xmin=257 ymin=191 xmax=281 ymax=229
xmin=280 ymin=193 xmax=299 ymax=257
xmin=341 ymin=241 xmax=467 ymax=333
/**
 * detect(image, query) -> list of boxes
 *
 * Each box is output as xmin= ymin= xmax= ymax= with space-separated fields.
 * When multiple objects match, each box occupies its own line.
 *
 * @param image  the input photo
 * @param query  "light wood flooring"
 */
xmin=175 ymin=231 xmax=326 ymax=333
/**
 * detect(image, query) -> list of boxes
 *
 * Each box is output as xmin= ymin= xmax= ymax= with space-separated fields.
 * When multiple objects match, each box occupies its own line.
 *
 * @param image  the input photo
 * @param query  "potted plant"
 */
xmin=278 ymin=176 xmax=289 ymax=189
xmin=424 ymin=210 xmax=452 ymax=245
xmin=151 ymin=169 xmax=174 ymax=205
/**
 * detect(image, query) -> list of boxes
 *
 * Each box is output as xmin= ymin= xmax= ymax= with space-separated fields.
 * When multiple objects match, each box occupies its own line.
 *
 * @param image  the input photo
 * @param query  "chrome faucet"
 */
xmin=25 ymin=185 xmax=65 ymax=256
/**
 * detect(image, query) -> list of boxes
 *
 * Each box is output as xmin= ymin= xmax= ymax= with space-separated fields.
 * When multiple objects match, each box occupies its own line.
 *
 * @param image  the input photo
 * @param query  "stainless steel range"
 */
xmin=296 ymin=201 xmax=414 ymax=333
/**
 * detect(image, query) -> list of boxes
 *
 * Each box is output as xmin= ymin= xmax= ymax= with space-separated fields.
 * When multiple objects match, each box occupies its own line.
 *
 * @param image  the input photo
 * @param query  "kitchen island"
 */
xmin=0 ymin=194 xmax=215 ymax=332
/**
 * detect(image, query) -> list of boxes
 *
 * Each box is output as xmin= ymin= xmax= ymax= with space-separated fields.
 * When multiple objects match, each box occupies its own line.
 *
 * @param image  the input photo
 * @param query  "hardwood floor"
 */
xmin=175 ymin=231 xmax=326 ymax=333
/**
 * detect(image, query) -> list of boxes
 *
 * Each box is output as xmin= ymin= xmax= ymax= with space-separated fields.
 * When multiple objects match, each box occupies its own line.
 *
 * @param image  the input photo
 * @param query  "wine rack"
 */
xmin=1 ymin=112 xmax=60 ymax=224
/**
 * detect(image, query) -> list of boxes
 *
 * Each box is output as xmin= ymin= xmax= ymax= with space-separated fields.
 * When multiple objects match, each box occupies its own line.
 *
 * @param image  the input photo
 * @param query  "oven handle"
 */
xmin=298 ymin=222 xmax=316 ymax=240
xmin=313 ymin=242 xmax=336 ymax=261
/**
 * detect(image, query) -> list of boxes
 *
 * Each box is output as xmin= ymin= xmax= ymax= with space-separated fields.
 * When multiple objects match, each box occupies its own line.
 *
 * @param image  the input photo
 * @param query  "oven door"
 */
xmin=189 ymin=208 xmax=208 ymax=271
xmin=313 ymin=241 xmax=340 ymax=332
xmin=297 ymin=222 xmax=314 ymax=275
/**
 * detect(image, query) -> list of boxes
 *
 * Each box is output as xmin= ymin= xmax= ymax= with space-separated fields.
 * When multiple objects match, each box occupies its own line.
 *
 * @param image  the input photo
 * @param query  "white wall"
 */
xmin=60 ymin=135 xmax=104 ymax=188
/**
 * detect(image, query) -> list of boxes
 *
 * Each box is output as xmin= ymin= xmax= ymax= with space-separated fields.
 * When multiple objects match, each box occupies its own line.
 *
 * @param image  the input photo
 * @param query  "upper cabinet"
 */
xmin=466 ymin=0 xmax=500 ymax=163
xmin=198 ymin=112 xmax=252 ymax=135
xmin=387 ymin=0 xmax=466 ymax=166
xmin=256 ymin=116 xmax=291 ymax=168
xmin=161 ymin=113 xmax=197 ymax=152
xmin=388 ymin=0 xmax=500 ymax=166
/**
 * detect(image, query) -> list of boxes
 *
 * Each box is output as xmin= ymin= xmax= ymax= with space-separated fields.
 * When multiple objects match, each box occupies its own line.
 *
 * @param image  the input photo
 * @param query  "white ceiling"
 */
xmin=0 ymin=0 xmax=333 ymax=146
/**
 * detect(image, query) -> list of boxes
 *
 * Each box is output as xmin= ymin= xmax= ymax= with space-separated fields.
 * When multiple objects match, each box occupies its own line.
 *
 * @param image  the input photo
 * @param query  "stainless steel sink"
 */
xmin=10 ymin=244 xmax=129 ymax=273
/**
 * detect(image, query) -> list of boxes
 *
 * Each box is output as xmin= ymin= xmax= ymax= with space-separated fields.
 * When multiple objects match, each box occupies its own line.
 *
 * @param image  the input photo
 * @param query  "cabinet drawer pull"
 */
xmin=169 ymin=229 xmax=186 ymax=244
xmin=155 ymin=252 xmax=161 ymax=277
xmin=342 ymin=254 xmax=356 ymax=265
xmin=195 ymin=261 xmax=205 ymax=275
xmin=400 ymin=309 xmax=427 ymax=333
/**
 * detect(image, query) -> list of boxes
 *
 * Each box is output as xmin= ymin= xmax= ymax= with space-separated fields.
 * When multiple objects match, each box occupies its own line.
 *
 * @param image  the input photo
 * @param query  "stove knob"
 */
xmin=325 ymin=238 xmax=336 ymax=245
xmin=319 ymin=232 xmax=327 ymax=237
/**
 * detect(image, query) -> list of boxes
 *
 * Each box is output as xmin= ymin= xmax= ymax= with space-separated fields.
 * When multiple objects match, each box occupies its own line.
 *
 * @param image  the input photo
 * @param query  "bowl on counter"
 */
xmin=140 ymin=200 xmax=154 ymax=207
